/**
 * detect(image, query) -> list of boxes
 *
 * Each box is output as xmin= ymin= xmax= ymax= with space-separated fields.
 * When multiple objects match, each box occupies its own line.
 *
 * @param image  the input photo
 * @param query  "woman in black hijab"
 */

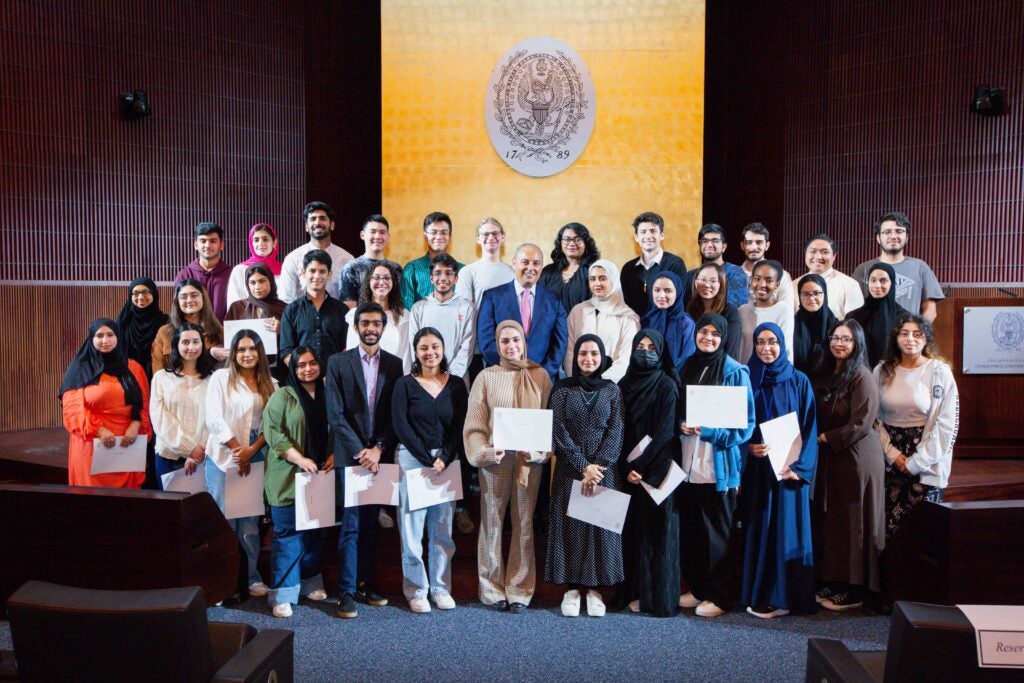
xmin=116 ymin=277 xmax=169 ymax=378
xmin=614 ymin=328 xmax=681 ymax=617
xmin=793 ymin=274 xmax=838 ymax=378
xmin=849 ymin=263 xmax=909 ymax=367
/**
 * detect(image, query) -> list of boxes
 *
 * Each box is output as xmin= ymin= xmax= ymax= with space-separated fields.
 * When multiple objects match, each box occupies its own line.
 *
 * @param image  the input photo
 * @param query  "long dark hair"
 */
xmin=411 ymin=326 xmax=449 ymax=376
xmin=550 ymin=222 xmax=600 ymax=271
xmin=358 ymin=261 xmax=404 ymax=316
xmin=167 ymin=323 xmax=215 ymax=378
xmin=822 ymin=319 xmax=868 ymax=385
xmin=879 ymin=312 xmax=946 ymax=385
xmin=170 ymin=279 xmax=223 ymax=345
xmin=226 ymin=329 xmax=275 ymax=402
xmin=686 ymin=263 xmax=729 ymax=319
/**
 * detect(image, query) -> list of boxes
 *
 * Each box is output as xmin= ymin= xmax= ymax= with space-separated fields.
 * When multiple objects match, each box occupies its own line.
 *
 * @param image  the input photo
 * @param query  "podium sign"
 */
xmin=962 ymin=306 xmax=1024 ymax=374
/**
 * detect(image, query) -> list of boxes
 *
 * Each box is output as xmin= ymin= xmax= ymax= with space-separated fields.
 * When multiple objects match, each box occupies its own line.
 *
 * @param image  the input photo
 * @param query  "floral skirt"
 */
xmin=884 ymin=424 xmax=943 ymax=539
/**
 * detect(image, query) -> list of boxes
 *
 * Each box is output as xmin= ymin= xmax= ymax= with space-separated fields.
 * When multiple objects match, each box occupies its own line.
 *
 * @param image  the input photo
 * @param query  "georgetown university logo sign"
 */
xmin=485 ymin=37 xmax=596 ymax=178
xmin=991 ymin=311 xmax=1024 ymax=351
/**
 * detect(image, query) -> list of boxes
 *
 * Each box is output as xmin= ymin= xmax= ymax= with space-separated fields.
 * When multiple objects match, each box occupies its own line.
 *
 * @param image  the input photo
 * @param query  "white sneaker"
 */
xmin=248 ymin=582 xmax=269 ymax=597
xmin=455 ymin=509 xmax=475 ymax=534
xmin=747 ymin=605 xmax=790 ymax=619
xmin=678 ymin=591 xmax=700 ymax=608
xmin=585 ymin=590 xmax=606 ymax=617
xmin=272 ymin=603 xmax=292 ymax=618
xmin=561 ymin=589 xmax=581 ymax=617
xmin=378 ymin=509 xmax=395 ymax=528
xmin=431 ymin=592 xmax=456 ymax=610
xmin=628 ymin=599 xmax=640 ymax=613
xmin=695 ymin=600 xmax=724 ymax=618
xmin=409 ymin=597 xmax=431 ymax=613
xmin=306 ymin=589 xmax=328 ymax=602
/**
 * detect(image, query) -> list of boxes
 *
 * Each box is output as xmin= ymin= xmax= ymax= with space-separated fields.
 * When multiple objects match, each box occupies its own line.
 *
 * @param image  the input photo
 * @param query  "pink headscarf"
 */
xmin=243 ymin=223 xmax=282 ymax=275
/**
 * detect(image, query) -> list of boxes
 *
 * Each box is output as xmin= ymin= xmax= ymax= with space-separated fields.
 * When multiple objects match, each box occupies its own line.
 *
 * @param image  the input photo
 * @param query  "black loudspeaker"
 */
xmin=119 ymin=90 xmax=151 ymax=120
xmin=970 ymin=84 xmax=1005 ymax=116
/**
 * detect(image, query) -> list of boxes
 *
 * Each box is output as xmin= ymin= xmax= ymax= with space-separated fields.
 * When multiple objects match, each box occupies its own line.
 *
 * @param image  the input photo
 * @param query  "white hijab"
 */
xmin=587 ymin=259 xmax=638 ymax=319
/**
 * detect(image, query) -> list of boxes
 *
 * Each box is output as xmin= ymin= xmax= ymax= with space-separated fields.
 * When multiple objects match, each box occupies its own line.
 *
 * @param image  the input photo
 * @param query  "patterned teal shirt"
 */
xmin=401 ymin=253 xmax=464 ymax=311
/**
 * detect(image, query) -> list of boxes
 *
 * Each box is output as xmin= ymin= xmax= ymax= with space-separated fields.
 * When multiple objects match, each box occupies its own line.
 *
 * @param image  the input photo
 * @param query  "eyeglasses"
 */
xmin=699 ymin=238 xmax=723 ymax=246
xmin=898 ymin=330 xmax=926 ymax=340
xmin=880 ymin=228 xmax=907 ymax=237
xmin=177 ymin=293 xmax=201 ymax=301
xmin=478 ymin=231 xmax=502 ymax=240
xmin=425 ymin=229 xmax=450 ymax=237
xmin=800 ymin=290 xmax=824 ymax=298
xmin=754 ymin=339 xmax=780 ymax=348
xmin=829 ymin=335 xmax=854 ymax=344
xmin=370 ymin=275 xmax=392 ymax=282
xmin=131 ymin=290 xmax=153 ymax=298
xmin=751 ymin=275 xmax=777 ymax=285
xmin=695 ymin=278 xmax=720 ymax=286
xmin=560 ymin=236 xmax=583 ymax=245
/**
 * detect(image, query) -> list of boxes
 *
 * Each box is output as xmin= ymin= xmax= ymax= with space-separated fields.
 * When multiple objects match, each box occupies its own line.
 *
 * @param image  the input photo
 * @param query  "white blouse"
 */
xmin=204 ymin=368 xmax=278 ymax=471
xmin=149 ymin=370 xmax=209 ymax=460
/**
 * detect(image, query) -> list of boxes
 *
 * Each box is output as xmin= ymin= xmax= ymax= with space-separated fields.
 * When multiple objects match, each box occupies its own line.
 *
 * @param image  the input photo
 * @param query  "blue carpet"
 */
xmin=1 ymin=598 xmax=887 ymax=681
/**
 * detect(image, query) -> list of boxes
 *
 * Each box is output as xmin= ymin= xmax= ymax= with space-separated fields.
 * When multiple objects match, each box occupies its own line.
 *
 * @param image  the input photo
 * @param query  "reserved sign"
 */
xmin=959 ymin=605 xmax=1024 ymax=669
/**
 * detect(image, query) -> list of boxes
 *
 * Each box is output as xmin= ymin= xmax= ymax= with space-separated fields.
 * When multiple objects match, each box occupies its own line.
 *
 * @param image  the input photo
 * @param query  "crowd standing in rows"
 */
xmin=60 ymin=204 xmax=958 ymax=619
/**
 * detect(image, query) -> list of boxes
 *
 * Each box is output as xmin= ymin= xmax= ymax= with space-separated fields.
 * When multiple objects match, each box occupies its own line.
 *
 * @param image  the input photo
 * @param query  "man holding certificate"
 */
xmin=464 ymin=320 xmax=552 ymax=613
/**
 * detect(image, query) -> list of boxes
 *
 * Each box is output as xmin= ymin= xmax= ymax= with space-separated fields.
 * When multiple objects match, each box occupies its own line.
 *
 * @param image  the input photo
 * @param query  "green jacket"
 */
xmin=263 ymin=386 xmax=310 ymax=507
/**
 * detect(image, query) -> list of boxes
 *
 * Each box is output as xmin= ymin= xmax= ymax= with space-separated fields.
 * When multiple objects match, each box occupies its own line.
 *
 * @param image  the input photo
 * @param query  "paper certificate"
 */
xmin=567 ymin=482 xmax=630 ymax=534
xmin=959 ymin=604 xmax=1024 ymax=669
xmin=492 ymin=408 xmax=553 ymax=453
xmin=295 ymin=471 xmax=337 ymax=530
xmin=685 ymin=385 xmax=748 ymax=429
xmin=224 ymin=461 xmax=265 ymax=519
xmin=759 ymin=412 xmax=802 ymax=481
xmin=405 ymin=459 xmax=464 ymax=512
xmin=641 ymin=461 xmax=685 ymax=505
xmin=343 ymin=464 xmax=400 ymax=508
xmin=160 ymin=467 xmax=208 ymax=495
xmin=91 ymin=436 xmax=148 ymax=475
xmin=223 ymin=319 xmax=277 ymax=354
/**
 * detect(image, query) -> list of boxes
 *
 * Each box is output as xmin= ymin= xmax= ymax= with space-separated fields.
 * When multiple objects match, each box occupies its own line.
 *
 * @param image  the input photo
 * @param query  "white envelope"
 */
xmin=492 ymin=407 xmax=553 ymax=453
xmin=759 ymin=412 xmax=802 ymax=481
xmin=685 ymin=385 xmax=748 ymax=429
xmin=566 ymin=481 xmax=630 ymax=534
xmin=224 ymin=461 xmax=265 ymax=519
xmin=160 ymin=467 xmax=207 ymax=495
xmin=91 ymin=436 xmax=148 ymax=475
xmin=295 ymin=470 xmax=337 ymax=530
xmin=641 ymin=460 xmax=685 ymax=505
xmin=405 ymin=459 xmax=464 ymax=512
xmin=626 ymin=435 xmax=652 ymax=463
xmin=223 ymin=319 xmax=277 ymax=354
xmin=343 ymin=464 xmax=400 ymax=508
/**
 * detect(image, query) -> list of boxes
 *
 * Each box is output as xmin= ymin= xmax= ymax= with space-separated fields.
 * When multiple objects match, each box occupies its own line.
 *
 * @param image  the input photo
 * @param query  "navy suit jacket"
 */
xmin=477 ymin=281 xmax=567 ymax=380
xmin=324 ymin=347 xmax=404 ymax=462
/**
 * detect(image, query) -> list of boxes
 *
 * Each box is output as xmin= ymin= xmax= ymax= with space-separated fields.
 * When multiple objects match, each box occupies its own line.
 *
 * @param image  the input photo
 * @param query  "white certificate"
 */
xmin=492 ymin=407 xmax=553 ymax=453
xmin=567 ymin=481 xmax=630 ymax=534
xmin=295 ymin=470 xmax=337 ymax=530
xmin=959 ymin=604 xmax=1024 ymax=669
xmin=224 ymin=461 xmax=265 ymax=519
xmin=685 ymin=385 xmax=748 ymax=429
xmin=160 ymin=467 xmax=208 ymax=495
xmin=759 ymin=412 xmax=803 ymax=481
xmin=343 ymin=464 xmax=400 ymax=508
xmin=641 ymin=461 xmax=685 ymax=505
xmin=223 ymin=319 xmax=277 ymax=354
xmin=405 ymin=459 xmax=464 ymax=511
xmin=626 ymin=435 xmax=652 ymax=463
xmin=91 ymin=435 xmax=148 ymax=475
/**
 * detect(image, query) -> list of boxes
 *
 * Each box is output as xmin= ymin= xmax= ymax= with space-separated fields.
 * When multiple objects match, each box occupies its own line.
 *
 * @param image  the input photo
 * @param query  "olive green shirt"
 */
xmin=263 ymin=386 xmax=309 ymax=507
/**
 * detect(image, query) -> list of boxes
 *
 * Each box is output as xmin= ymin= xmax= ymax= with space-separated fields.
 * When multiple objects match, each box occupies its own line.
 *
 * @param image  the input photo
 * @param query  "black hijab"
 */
xmin=555 ymin=333 xmax=612 ymax=393
xmin=793 ymin=274 xmax=838 ymax=375
xmin=243 ymin=263 xmax=287 ymax=319
xmin=850 ymin=262 xmax=908 ymax=367
xmin=287 ymin=351 xmax=329 ymax=466
xmin=116 ymin=277 xmax=168 ymax=376
xmin=678 ymin=312 xmax=729 ymax=419
xmin=59 ymin=318 xmax=144 ymax=420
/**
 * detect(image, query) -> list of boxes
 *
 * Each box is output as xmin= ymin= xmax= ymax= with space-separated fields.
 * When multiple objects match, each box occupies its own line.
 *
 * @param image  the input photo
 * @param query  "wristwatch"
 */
xmin=374 ymin=440 xmax=386 ymax=451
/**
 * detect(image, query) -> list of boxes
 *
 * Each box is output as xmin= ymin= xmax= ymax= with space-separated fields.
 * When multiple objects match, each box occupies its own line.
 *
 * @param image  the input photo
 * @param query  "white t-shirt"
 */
xmin=879 ymin=360 xmax=935 ymax=427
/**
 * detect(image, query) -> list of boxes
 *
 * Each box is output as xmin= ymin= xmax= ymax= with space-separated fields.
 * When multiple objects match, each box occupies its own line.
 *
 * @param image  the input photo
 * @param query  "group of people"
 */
xmin=59 ymin=203 xmax=959 ymax=621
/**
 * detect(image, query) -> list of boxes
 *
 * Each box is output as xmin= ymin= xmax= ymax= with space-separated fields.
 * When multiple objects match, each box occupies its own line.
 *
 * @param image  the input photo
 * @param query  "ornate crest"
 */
xmin=991 ymin=311 xmax=1024 ymax=351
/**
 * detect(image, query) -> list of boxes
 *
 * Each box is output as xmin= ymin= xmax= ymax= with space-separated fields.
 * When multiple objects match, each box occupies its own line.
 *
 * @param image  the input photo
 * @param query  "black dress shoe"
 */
xmin=488 ymin=600 xmax=509 ymax=611
xmin=356 ymin=583 xmax=388 ymax=607
xmin=336 ymin=593 xmax=358 ymax=619
xmin=508 ymin=602 xmax=528 ymax=614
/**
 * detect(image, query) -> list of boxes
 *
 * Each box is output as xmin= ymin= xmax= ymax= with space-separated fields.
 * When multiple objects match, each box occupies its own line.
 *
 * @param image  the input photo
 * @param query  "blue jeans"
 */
xmin=335 ymin=465 xmax=381 ymax=596
xmin=268 ymin=504 xmax=325 ymax=607
xmin=205 ymin=429 xmax=266 ymax=587
xmin=397 ymin=447 xmax=455 ymax=600
xmin=154 ymin=454 xmax=185 ymax=489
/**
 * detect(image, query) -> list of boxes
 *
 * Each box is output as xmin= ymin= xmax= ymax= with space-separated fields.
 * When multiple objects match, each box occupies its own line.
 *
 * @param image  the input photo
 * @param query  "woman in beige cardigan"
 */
xmin=464 ymin=320 xmax=552 ymax=612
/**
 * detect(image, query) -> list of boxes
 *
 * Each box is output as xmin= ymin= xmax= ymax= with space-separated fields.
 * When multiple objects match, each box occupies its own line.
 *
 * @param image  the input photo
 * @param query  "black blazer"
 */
xmin=325 ymin=347 xmax=404 ymax=462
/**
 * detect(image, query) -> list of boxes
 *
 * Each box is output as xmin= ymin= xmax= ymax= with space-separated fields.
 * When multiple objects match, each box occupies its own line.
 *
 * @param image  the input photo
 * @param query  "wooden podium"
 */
xmin=0 ymin=484 xmax=238 ymax=607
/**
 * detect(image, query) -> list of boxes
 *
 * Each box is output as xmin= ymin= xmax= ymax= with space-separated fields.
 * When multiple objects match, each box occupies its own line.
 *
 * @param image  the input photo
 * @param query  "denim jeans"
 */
xmin=154 ymin=454 xmax=185 ymax=489
xmin=205 ymin=429 xmax=266 ymax=587
xmin=397 ymin=446 xmax=455 ymax=600
xmin=335 ymin=464 xmax=381 ymax=596
xmin=268 ymin=504 xmax=325 ymax=607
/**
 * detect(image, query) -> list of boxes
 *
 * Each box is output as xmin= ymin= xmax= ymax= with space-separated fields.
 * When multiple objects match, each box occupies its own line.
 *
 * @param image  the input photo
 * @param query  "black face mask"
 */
xmin=632 ymin=349 xmax=659 ymax=368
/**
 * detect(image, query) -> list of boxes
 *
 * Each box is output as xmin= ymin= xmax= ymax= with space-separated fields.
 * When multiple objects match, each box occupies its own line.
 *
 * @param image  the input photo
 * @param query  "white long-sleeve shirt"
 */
xmin=149 ymin=370 xmax=209 ymax=460
xmin=204 ymin=369 xmax=278 ymax=471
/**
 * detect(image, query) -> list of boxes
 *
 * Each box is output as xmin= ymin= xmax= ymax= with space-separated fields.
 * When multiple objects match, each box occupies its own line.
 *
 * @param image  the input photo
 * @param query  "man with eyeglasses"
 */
xmin=682 ymin=224 xmax=749 ymax=309
xmin=739 ymin=223 xmax=793 ymax=307
xmin=338 ymin=214 xmax=403 ymax=308
xmin=279 ymin=201 xmax=355 ymax=304
xmin=852 ymin=211 xmax=944 ymax=322
xmin=402 ymin=211 xmax=465 ymax=311
xmin=619 ymin=211 xmax=688 ymax=316
xmin=793 ymin=234 xmax=864 ymax=319
xmin=174 ymin=221 xmax=233 ymax=322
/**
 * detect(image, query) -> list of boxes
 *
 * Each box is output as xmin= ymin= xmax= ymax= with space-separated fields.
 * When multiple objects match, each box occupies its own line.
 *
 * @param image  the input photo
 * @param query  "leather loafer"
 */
xmin=488 ymin=600 xmax=509 ymax=611
xmin=508 ymin=602 xmax=527 ymax=614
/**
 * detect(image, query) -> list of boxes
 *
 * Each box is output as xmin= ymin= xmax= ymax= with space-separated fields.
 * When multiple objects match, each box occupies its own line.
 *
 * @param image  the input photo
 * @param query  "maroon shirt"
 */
xmin=174 ymin=259 xmax=233 ymax=321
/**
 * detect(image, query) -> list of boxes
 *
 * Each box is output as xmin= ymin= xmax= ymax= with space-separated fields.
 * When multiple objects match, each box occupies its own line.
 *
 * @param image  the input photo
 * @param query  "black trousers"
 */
xmin=679 ymin=482 xmax=737 ymax=609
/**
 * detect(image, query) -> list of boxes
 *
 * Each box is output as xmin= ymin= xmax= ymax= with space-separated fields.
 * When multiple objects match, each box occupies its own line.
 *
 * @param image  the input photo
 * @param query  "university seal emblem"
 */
xmin=485 ymin=37 xmax=596 ymax=178
xmin=991 ymin=311 xmax=1024 ymax=351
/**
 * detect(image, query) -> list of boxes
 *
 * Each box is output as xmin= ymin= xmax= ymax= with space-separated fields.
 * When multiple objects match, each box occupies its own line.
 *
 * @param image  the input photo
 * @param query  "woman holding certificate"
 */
xmin=545 ymin=334 xmax=625 ymax=618
xmin=392 ymin=328 xmax=469 ymax=613
xmin=677 ymin=313 xmax=755 ymax=618
xmin=262 ymin=346 xmax=332 ymax=618
xmin=61 ymin=318 xmax=151 ymax=488
xmin=205 ymin=330 xmax=278 ymax=599
xmin=615 ymin=328 xmax=680 ymax=617
xmin=464 ymin=320 xmax=552 ymax=613
xmin=225 ymin=263 xmax=287 ymax=379
xmin=739 ymin=322 xmax=818 ymax=619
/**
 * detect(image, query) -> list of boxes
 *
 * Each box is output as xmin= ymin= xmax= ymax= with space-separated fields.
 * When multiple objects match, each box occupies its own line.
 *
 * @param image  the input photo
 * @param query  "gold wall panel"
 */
xmin=382 ymin=0 xmax=705 ymax=269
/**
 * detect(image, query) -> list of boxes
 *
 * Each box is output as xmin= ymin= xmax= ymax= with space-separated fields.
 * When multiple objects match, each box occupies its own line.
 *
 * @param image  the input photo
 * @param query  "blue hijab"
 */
xmin=747 ymin=321 xmax=799 ymax=421
xmin=640 ymin=270 xmax=695 ymax=370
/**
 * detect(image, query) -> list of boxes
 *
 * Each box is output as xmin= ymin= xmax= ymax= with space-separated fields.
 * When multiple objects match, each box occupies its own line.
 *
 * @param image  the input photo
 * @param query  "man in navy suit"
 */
xmin=325 ymin=302 xmax=404 ymax=619
xmin=477 ymin=243 xmax=567 ymax=382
